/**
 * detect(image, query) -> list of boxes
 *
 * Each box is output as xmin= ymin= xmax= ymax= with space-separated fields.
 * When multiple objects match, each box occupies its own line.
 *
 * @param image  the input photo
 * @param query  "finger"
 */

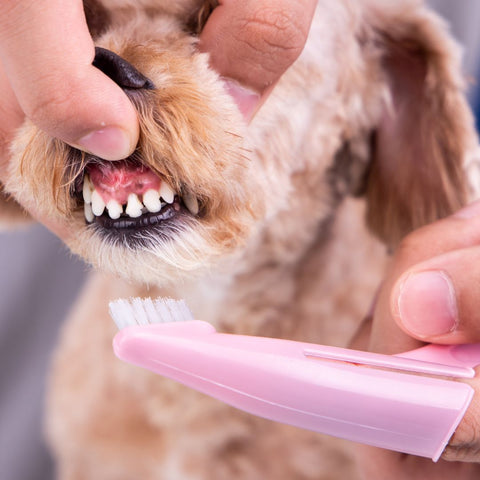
xmin=349 ymin=292 xmax=378 ymax=350
xmin=444 ymin=380 xmax=480 ymax=462
xmin=199 ymin=0 xmax=317 ymax=120
xmin=349 ymin=315 xmax=373 ymax=351
xmin=0 ymin=0 xmax=139 ymax=160
xmin=370 ymin=200 xmax=480 ymax=353
xmin=354 ymin=443 xmax=480 ymax=479
xmin=391 ymin=246 xmax=480 ymax=344
xmin=0 ymin=61 xmax=23 ymax=177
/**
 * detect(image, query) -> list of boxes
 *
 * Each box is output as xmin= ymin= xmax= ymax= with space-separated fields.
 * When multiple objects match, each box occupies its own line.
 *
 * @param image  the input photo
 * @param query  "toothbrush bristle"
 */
xmin=109 ymin=297 xmax=194 ymax=330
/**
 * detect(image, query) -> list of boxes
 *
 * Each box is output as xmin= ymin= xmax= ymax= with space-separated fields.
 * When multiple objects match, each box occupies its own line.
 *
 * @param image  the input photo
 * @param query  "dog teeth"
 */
xmin=125 ymin=193 xmax=143 ymax=218
xmin=183 ymin=192 xmax=199 ymax=215
xmin=91 ymin=190 xmax=106 ymax=216
xmin=84 ymin=202 xmax=94 ymax=223
xmin=143 ymin=189 xmax=162 ymax=213
xmin=159 ymin=182 xmax=175 ymax=204
xmin=82 ymin=179 xmax=192 ymax=223
xmin=106 ymin=199 xmax=123 ymax=219
xmin=82 ymin=175 xmax=93 ymax=204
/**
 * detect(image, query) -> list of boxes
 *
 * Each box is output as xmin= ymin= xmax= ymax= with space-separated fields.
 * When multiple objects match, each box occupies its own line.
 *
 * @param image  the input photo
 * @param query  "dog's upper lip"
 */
xmin=86 ymin=160 xmax=162 ymax=206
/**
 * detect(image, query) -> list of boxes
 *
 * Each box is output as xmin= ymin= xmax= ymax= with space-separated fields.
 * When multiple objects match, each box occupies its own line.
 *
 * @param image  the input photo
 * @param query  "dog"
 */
xmin=2 ymin=0 xmax=479 ymax=478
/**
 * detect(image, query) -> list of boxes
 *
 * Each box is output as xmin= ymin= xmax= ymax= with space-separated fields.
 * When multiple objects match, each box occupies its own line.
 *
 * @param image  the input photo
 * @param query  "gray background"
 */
xmin=0 ymin=2 xmax=479 ymax=479
xmin=0 ymin=226 xmax=87 ymax=480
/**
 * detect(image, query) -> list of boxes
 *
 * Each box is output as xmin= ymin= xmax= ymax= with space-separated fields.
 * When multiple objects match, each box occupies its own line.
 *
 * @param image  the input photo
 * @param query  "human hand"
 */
xmin=0 ymin=0 xmax=315 ymax=234
xmin=0 ymin=0 xmax=139 ymax=178
xmin=199 ymin=0 xmax=317 ymax=121
xmin=352 ymin=200 xmax=480 ymax=479
xmin=0 ymin=0 xmax=317 ymax=169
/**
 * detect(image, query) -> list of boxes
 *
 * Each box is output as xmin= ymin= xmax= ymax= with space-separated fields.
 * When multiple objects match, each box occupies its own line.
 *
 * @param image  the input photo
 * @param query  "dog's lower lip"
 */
xmin=88 ymin=196 xmax=183 ymax=230
xmin=83 ymin=194 xmax=195 ymax=249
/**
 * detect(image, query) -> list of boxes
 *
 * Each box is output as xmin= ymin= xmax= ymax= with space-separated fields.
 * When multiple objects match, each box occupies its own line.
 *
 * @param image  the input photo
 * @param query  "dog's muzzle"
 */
xmin=70 ymin=49 xmax=200 ymax=243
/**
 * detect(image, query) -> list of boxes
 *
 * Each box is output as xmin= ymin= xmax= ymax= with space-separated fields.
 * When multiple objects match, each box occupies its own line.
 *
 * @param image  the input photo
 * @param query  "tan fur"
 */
xmin=2 ymin=0 xmax=480 ymax=478
xmin=363 ymin=1 xmax=478 ymax=246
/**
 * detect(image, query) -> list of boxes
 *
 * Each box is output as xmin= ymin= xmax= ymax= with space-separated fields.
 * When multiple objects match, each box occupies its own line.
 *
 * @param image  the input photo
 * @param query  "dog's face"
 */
xmin=7 ymin=1 xmax=262 ymax=285
xmin=4 ymin=0 xmax=479 ymax=286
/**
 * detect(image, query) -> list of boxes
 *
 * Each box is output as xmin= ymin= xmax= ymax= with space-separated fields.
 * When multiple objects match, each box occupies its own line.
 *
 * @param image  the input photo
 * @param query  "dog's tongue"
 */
xmin=87 ymin=161 xmax=161 ymax=204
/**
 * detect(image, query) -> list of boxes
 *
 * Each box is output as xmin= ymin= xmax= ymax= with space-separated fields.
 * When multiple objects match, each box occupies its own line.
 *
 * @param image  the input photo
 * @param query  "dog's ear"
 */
xmin=187 ymin=0 xmax=218 ymax=35
xmin=363 ymin=3 xmax=478 ymax=248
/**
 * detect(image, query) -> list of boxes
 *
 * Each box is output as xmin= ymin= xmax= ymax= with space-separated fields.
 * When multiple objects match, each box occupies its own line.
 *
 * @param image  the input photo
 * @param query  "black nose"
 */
xmin=93 ymin=47 xmax=154 ymax=90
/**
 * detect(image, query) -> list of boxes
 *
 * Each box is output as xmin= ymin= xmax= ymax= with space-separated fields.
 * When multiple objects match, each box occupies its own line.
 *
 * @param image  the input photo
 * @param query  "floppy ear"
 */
xmin=187 ymin=0 xmax=218 ymax=35
xmin=363 ymin=2 xmax=479 ymax=248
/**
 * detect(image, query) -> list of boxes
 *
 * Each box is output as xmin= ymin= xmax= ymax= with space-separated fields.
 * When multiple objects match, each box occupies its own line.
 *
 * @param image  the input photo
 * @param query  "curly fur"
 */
xmin=2 ymin=0 xmax=480 ymax=478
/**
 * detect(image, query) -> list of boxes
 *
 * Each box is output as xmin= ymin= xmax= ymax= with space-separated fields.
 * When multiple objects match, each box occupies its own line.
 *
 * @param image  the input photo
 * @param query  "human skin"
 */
xmin=0 ymin=0 xmax=316 ymax=237
xmin=352 ymin=201 xmax=480 ymax=478
xmin=0 ymin=0 xmax=316 ymax=167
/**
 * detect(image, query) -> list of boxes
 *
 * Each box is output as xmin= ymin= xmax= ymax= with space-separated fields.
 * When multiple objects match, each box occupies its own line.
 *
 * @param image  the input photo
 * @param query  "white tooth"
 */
xmin=84 ymin=202 xmax=94 ymax=223
xmin=82 ymin=175 xmax=93 ymax=204
xmin=126 ymin=193 xmax=143 ymax=218
xmin=159 ymin=182 xmax=175 ymax=204
xmin=106 ymin=199 xmax=123 ymax=219
xmin=183 ymin=192 xmax=199 ymax=215
xmin=91 ymin=190 xmax=105 ymax=216
xmin=143 ymin=189 xmax=162 ymax=213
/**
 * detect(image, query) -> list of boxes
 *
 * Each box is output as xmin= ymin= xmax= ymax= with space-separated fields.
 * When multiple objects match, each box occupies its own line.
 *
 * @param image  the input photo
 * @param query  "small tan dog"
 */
xmin=2 ymin=0 xmax=480 ymax=478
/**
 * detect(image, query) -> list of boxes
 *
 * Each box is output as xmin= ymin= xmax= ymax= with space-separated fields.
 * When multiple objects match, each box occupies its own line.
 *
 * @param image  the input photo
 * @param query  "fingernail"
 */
xmin=394 ymin=271 xmax=458 ymax=338
xmin=222 ymin=79 xmax=261 ymax=122
xmin=75 ymin=126 xmax=134 ymax=160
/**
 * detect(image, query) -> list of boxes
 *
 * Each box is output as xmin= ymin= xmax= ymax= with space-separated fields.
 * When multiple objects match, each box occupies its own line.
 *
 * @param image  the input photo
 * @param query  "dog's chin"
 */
xmin=59 ymin=153 xmax=252 ymax=285
xmin=70 ymin=217 xmax=219 ymax=286
xmin=61 ymin=155 xmax=214 ymax=283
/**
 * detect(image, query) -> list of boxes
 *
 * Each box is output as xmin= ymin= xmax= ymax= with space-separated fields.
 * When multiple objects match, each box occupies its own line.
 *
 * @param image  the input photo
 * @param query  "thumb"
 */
xmin=0 ymin=0 xmax=138 ymax=160
xmin=199 ymin=0 xmax=316 ymax=121
xmin=370 ymin=200 xmax=480 ymax=354
xmin=367 ymin=201 xmax=480 ymax=464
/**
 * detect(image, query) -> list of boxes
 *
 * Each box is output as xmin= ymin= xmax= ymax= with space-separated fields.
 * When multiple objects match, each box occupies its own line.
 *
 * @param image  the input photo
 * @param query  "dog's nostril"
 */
xmin=93 ymin=47 xmax=155 ymax=90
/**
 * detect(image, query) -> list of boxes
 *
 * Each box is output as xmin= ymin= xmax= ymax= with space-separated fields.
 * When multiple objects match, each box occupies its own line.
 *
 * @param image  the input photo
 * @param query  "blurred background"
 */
xmin=1 ymin=1 xmax=480 ymax=479
xmin=431 ymin=1 xmax=480 ymax=110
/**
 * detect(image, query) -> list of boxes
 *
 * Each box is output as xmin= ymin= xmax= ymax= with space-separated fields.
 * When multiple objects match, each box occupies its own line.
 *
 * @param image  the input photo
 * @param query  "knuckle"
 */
xmin=240 ymin=6 xmax=308 ymax=66
xmin=394 ymin=227 xmax=430 ymax=264
xmin=443 ymin=399 xmax=480 ymax=461
xmin=26 ymin=89 xmax=68 ymax=124
xmin=25 ymin=80 xmax=78 ymax=134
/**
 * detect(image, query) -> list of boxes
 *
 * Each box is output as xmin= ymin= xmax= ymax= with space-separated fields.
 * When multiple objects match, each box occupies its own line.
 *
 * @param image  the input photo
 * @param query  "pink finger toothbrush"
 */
xmin=110 ymin=297 xmax=480 ymax=461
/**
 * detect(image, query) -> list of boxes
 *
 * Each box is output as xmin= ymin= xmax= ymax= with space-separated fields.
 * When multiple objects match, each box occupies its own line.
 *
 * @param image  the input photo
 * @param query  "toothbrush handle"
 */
xmin=397 ymin=342 xmax=480 ymax=369
xmin=113 ymin=321 xmax=475 ymax=461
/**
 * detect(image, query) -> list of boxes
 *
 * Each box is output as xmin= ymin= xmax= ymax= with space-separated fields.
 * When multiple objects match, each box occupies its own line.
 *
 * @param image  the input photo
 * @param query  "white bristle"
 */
xmin=132 ymin=297 xmax=150 ymax=325
xmin=109 ymin=298 xmax=135 ymax=330
xmin=177 ymin=300 xmax=194 ymax=322
xmin=109 ymin=297 xmax=194 ymax=329
xmin=165 ymin=298 xmax=183 ymax=322
xmin=143 ymin=297 xmax=158 ymax=322
xmin=153 ymin=298 xmax=174 ymax=323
